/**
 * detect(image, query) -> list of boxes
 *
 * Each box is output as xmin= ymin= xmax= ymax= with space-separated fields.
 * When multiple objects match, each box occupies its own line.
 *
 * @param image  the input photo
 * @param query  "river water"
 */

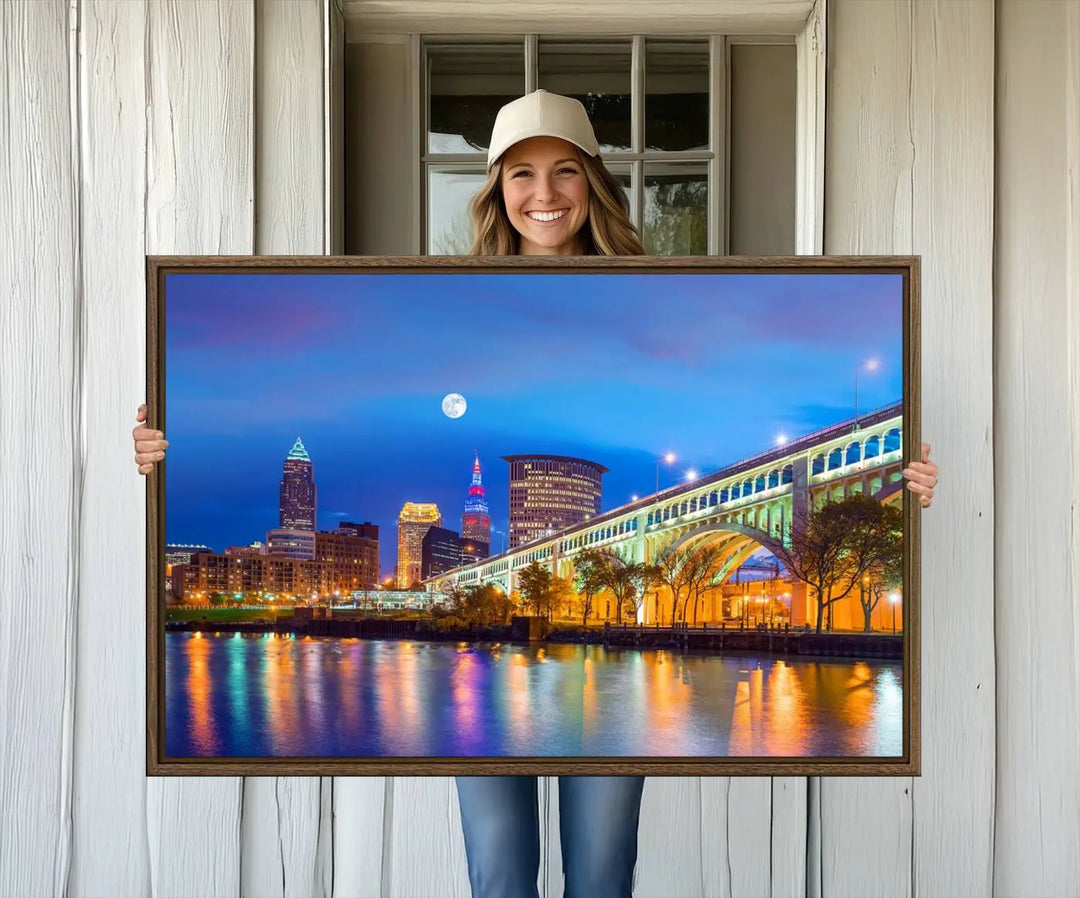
xmin=164 ymin=632 xmax=903 ymax=758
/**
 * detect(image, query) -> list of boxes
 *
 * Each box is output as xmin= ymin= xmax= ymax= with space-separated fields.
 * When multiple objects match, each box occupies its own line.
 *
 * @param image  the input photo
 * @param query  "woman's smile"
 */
xmin=525 ymin=208 xmax=570 ymax=223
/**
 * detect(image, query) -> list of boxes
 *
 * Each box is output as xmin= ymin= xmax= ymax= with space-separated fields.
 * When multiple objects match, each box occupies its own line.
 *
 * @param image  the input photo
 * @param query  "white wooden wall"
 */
xmin=823 ymin=2 xmax=996 ymax=895
xmin=2 ymin=1 xmax=1077 ymax=896
xmin=995 ymin=0 xmax=1080 ymax=892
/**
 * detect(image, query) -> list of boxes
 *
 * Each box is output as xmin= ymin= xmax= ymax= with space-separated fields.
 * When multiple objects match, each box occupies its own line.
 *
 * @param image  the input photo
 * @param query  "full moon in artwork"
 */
xmin=441 ymin=392 xmax=467 ymax=418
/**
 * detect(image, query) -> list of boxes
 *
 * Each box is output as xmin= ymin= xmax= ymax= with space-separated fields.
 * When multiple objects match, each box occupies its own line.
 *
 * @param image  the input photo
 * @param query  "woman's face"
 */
xmin=499 ymin=136 xmax=590 ymax=255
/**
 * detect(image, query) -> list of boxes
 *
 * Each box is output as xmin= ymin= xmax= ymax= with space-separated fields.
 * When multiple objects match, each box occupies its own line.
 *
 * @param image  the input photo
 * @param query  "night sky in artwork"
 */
xmin=163 ymin=271 xmax=904 ymax=580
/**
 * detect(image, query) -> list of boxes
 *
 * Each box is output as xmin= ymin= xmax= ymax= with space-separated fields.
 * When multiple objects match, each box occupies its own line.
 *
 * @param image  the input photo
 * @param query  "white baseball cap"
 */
xmin=486 ymin=89 xmax=601 ymax=168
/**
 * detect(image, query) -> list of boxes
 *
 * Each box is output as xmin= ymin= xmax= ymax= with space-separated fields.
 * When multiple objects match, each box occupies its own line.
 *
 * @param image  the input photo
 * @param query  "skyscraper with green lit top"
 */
xmin=280 ymin=436 xmax=317 ymax=531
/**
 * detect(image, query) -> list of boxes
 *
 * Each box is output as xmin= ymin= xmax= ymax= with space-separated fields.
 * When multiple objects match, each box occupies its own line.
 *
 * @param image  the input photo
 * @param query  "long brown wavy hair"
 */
xmin=467 ymin=148 xmax=645 ymax=256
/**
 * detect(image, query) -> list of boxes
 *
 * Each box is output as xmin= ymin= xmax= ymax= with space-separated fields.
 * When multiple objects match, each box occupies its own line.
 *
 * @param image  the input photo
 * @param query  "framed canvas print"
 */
xmin=145 ymin=255 xmax=921 ymax=776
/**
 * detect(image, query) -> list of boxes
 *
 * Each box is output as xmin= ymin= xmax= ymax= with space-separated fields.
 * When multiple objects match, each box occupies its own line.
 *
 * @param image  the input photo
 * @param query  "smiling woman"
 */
xmin=466 ymin=90 xmax=644 ymax=257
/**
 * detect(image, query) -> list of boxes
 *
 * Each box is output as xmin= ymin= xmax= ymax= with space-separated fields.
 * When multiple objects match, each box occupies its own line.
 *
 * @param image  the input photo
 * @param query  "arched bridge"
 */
xmin=427 ymin=403 xmax=906 ymax=618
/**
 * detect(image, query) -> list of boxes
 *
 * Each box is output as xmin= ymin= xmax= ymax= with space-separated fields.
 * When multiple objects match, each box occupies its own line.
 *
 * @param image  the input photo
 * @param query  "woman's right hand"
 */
xmin=133 ymin=403 xmax=169 ymax=475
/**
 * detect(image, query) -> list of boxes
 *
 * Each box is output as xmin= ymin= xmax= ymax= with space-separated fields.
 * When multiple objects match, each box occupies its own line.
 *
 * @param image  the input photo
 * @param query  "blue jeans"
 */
xmin=454 ymin=775 xmax=646 ymax=898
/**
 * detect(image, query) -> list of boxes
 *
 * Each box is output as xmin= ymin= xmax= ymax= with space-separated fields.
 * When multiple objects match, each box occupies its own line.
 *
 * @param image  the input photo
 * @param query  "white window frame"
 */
xmin=344 ymin=0 xmax=825 ymax=256
xmin=422 ymin=34 xmax=725 ymax=253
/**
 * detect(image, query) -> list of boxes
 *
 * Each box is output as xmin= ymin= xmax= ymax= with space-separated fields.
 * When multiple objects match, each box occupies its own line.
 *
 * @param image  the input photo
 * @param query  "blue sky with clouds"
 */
xmin=164 ymin=270 xmax=904 ymax=578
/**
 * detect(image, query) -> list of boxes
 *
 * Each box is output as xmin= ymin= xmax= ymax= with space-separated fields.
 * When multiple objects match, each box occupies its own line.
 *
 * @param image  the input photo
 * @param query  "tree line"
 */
xmin=433 ymin=494 xmax=903 ymax=634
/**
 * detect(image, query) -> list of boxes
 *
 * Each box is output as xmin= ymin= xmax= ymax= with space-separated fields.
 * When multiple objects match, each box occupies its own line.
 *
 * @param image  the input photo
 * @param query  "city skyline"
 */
xmin=164 ymin=271 xmax=904 ymax=580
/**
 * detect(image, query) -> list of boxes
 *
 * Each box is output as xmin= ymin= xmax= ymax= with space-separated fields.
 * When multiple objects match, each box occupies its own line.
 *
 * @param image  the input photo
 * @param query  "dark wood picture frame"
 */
xmin=146 ymin=254 xmax=921 ymax=777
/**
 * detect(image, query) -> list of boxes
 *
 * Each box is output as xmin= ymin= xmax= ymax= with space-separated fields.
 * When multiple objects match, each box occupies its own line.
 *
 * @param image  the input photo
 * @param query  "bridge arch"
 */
xmin=651 ymin=522 xmax=789 ymax=603
xmin=660 ymin=520 xmax=788 ymax=566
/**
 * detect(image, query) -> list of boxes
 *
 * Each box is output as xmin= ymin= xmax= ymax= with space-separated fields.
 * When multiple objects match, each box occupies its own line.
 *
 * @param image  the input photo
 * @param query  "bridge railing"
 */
xmin=677 ymin=400 xmax=902 ymax=494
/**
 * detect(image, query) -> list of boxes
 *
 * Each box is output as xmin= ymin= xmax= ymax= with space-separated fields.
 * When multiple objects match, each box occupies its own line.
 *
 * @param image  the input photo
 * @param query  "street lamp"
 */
xmin=656 ymin=452 xmax=676 ymax=493
xmin=685 ymin=468 xmax=699 ymax=482
xmin=888 ymin=592 xmax=899 ymax=633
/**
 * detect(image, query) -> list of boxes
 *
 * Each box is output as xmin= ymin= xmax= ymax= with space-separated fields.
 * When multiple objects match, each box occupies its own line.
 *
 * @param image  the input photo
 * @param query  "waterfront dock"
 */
xmin=164 ymin=615 xmax=903 ymax=660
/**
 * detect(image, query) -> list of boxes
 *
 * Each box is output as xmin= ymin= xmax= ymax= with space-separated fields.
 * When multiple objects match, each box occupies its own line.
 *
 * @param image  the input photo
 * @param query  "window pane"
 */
xmin=537 ymin=41 xmax=631 ymax=153
xmin=428 ymin=168 xmax=486 ymax=254
xmin=643 ymin=163 xmax=707 ymax=255
xmin=729 ymin=44 xmax=795 ymax=254
xmin=605 ymin=163 xmax=634 ymax=219
xmin=428 ymin=44 xmax=524 ymax=154
xmin=645 ymin=40 xmax=709 ymax=152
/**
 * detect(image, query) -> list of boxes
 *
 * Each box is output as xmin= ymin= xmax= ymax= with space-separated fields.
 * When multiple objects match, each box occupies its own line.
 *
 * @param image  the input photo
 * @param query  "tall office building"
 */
xmin=502 ymin=454 xmax=607 ymax=548
xmin=421 ymin=526 xmax=462 ymax=578
xmin=279 ymin=436 xmax=316 ymax=531
xmin=460 ymin=452 xmax=491 ymax=556
xmin=460 ymin=536 xmax=490 ymax=562
xmin=396 ymin=502 xmax=442 ymax=587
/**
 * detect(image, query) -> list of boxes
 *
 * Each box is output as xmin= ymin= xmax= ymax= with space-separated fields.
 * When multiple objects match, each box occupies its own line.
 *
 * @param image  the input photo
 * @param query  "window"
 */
xmin=420 ymin=35 xmax=794 ymax=256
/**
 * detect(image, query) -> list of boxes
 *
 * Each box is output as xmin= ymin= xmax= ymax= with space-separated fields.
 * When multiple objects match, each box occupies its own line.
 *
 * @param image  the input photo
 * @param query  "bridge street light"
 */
xmin=656 ymin=452 xmax=676 ymax=494
xmin=854 ymin=357 xmax=880 ymax=429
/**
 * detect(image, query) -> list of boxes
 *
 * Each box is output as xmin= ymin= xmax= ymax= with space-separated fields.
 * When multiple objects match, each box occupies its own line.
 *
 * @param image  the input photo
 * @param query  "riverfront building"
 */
xmin=165 ymin=544 xmax=213 ymax=567
xmin=266 ymin=528 xmax=316 ymax=560
xmin=315 ymin=523 xmax=380 ymax=591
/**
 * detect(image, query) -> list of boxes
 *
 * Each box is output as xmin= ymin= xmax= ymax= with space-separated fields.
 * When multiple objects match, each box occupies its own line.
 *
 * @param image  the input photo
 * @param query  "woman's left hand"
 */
xmin=903 ymin=442 xmax=938 ymax=508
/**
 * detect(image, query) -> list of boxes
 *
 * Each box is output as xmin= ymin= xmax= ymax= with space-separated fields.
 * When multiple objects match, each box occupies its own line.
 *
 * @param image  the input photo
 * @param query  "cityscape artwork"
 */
xmin=146 ymin=256 xmax=921 ymax=776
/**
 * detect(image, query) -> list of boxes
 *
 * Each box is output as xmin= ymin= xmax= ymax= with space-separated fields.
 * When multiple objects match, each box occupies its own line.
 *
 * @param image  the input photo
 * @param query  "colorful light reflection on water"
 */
xmin=165 ymin=633 xmax=903 ymax=758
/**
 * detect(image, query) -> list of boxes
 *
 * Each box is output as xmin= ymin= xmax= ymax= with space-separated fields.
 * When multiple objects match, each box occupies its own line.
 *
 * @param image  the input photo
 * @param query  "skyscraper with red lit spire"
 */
xmin=461 ymin=452 xmax=491 ymax=558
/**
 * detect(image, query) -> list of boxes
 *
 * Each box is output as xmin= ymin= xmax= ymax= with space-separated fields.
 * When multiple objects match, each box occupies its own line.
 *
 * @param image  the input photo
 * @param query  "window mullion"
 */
xmin=709 ymin=35 xmax=728 ymax=256
xmin=631 ymin=35 xmax=645 ymax=237
xmin=417 ymin=36 xmax=427 ymax=254
xmin=525 ymin=34 xmax=537 ymax=93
